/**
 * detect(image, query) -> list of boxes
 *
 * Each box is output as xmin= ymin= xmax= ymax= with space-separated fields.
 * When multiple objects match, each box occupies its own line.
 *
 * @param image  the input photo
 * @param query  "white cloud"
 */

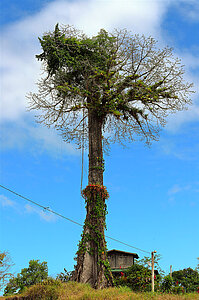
xmin=182 ymin=52 xmax=199 ymax=72
xmin=0 ymin=119 xmax=78 ymax=157
xmin=168 ymin=184 xmax=191 ymax=195
xmin=28 ymin=124 xmax=78 ymax=157
xmin=25 ymin=204 xmax=56 ymax=222
xmin=72 ymin=0 xmax=168 ymax=37
xmin=167 ymin=182 xmax=199 ymax=207
xmin=164 ymin=50 xmax=199 ymax=131
xmin=168 ymin=182 xmax=199 ymax=196
xmin=165 ymin=102 xmax=199 ymax=133
xmin=0 ymin=195 xmax=56 ymax=221
xmin=158 ymin=131 xmax=199 ymax=161
xmin=0 ymin=0 xmax=173 ymax=124
xmin=0 ymin=195 xmax=15 ymax=207
xmin=176 ymin=0 xmax=199 ymax=22
xmin=0 ymin=0 xmax=198 ymax=148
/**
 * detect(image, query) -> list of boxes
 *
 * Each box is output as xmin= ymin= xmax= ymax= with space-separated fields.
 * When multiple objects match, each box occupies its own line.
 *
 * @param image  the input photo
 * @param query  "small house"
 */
xmin=107 ymin=249 xmax=139 ymax=272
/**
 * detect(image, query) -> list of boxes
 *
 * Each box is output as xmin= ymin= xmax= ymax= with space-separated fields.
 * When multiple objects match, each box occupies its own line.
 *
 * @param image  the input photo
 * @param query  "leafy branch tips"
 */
xmin=28 ymin=24 xmax=194 ymax=148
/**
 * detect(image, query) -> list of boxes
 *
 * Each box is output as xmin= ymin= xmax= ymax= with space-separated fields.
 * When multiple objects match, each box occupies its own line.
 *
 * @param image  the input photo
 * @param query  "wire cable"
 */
xmin=0 ymin=184 xmax=82 ymax=227
xmin=80 ymin=108 xmax=85 ymax=193
xmin=105 ymin=235 xmax=150 ymax=254
xmin=0 ymin=184 xmax=150 ymax=254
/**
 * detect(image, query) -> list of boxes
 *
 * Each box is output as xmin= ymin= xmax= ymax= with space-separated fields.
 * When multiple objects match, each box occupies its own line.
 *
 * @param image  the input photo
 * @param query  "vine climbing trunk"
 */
xmin=72 ymin=110 xmax=113 ymax=288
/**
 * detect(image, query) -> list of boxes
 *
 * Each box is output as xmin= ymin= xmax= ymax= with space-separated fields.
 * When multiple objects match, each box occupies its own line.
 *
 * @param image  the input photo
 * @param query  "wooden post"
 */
xmin=151 ymin=251 xmax=156 ymax=292
xmin=170 ymin=265 xmax=172 ymax=278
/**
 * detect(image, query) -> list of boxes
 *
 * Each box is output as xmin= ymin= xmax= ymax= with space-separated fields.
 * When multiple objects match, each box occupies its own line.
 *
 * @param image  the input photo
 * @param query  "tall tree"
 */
xmin=28 ymin=25 xmax=193 ymax=288
xmin=4 ymin=260 xmax=48 ymax=295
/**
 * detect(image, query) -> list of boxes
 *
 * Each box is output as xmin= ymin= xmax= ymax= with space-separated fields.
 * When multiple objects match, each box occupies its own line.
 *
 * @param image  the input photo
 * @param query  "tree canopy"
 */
xmin=172 ymin=267 xmax=199 ymax=293
xmin=29 ymin=24 xmax=193 ymax=149
xmin=4 ymin=260 xmax=48 ymax=295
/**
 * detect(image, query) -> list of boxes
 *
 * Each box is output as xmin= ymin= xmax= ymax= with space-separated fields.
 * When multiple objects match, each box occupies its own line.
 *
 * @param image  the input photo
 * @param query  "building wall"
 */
xmin=108 ymin=253 xmax=134 ymax=269
xmin=108 ymin=254 xmax=116 ymax=269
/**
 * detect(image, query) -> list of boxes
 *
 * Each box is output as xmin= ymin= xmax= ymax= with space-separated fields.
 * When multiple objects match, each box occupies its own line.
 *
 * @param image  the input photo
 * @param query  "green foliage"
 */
xmin=37 ymin=25 xmax=116 ymax=86
xmin=171 ymin=284 xmax=185 ymax=294
xmin=137 ymin=254 xmax=165 ymax=277
xmin=114 ymin=255 xmax=164 ymax=292
xmin=20 ymin=278 xmax=61 ymax=300
xmin=160 ymin=267 xmax=199 ymax=294
xmin=4 ymin=281 xmax=198 ymax=299
xmin=90 ymin=157 xmax=105 ymax=172
xmin=4 ymin=260 xmax=48 ymax=296
xmin=161 ymin=275 xmax=174 ymax=293
xmin=171 ymin=267 xmax=199 ymax=293
xmin=76 ymin=184 xmax=112 ymax=283
xmin=56 ymin=268 xmax=72 ymax=282
xmin=29 ymin=24 xmax=193 ymax=148
xmin=114 ymin=264 xmax=153 ymax=292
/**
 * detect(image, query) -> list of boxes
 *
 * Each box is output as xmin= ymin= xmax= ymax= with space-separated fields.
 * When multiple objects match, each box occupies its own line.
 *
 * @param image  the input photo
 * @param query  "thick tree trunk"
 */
xmin=72 ymin=110 xmax=113 ymax=288
xmin=88 ymin=111 xmax=103 ymax=185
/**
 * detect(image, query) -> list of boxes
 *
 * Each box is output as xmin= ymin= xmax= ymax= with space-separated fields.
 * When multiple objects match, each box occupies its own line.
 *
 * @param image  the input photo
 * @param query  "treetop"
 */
xmin=28 ymin=24 xmax=194 ymax=148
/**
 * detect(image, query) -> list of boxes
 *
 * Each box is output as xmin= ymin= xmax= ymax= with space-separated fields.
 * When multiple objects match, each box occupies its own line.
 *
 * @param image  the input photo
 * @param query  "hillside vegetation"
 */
xmin=2 ymin=281 xmax=199 ymax=300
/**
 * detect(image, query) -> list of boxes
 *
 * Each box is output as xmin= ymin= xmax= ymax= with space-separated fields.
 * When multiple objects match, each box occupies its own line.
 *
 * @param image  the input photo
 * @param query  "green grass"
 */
xmin=2 ymin=281 xmax=199 ymax=299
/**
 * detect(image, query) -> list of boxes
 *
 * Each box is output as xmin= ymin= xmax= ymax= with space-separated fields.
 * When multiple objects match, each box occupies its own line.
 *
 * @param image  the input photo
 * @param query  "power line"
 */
xmin=0 ymin=184 xmax=150 ymax=254
xmin=0 ymin=184 xmax=82 ymax=227
xmin=105 ymin=236 xmax=150 ymax=254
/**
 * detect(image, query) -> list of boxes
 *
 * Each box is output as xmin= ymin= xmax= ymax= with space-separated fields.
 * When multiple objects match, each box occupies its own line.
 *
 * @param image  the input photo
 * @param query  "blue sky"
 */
xmin=0 ymin=0 xmax=199 ymax=292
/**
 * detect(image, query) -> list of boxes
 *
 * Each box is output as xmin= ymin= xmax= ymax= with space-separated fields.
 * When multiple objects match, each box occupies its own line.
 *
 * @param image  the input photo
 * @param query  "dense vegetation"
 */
xmin=3 ymin=260 xmax=48 ymax=296
xmin=2 ymin=281 xmax=199 ymax=300
xmin=2 ymin=257 xmax=199 ymax=298
xmin=114 ymin=265 xmax=199 ymax=294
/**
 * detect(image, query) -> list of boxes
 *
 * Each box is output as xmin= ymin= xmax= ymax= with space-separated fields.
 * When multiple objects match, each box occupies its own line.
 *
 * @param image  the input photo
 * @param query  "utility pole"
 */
xmin=170 ymin=265 xmax=172 ymax=278
xmin=151 ymin=250 xmax=156 ymax=292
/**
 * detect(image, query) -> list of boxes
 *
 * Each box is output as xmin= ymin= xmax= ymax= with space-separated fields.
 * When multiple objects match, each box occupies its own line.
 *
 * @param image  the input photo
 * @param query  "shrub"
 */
xmin=114 ymin=264 xmax=161 ymax=292
xmin=56 ymin=268 xmax=72 ymax=282
xmin=161 ymin=275 xmax=174 ymax=293
xmin=22 ymin=279 xmax=61 ymax=300
xmin=171 ymin=267 xmax=199 ymax=293
xmin=4 ymin=260 xmax=48 ymax=296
